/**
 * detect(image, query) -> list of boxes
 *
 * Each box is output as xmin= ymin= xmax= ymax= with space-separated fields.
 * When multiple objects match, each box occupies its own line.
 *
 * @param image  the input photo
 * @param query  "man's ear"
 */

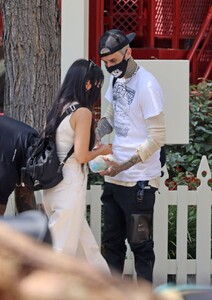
xmin=85 ymin=80 xmax=92 ymax=90
xmin=126 ymin=47 xmax=132 ymax=59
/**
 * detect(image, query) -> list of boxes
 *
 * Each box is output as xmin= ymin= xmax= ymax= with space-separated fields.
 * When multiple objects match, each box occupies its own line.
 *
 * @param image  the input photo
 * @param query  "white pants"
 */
xmin=42 ymin=160 xmax=110 ymax=275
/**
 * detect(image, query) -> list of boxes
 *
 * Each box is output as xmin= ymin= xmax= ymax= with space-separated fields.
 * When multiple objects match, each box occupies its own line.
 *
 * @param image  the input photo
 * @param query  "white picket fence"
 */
xmin=6 ymin=155 xmax=212 ymax=286
xmin=154 ymin=155 xmax=212 ymax=286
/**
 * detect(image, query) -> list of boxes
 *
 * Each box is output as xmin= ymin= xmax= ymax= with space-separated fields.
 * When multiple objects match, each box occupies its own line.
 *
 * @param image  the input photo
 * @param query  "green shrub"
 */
xmin=168 ymin=205 xmax=197 ymax=260
xmin=87 ymin=171 xmax=103 ymax=189
xmin=165 ymin=80 xmax=212 ymax=190
xmin=166 ymin=80 xmax=212 ymax=261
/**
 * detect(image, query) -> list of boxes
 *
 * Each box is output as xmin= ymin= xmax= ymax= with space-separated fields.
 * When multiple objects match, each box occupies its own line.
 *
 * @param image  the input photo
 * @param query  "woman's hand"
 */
xmin=95 ymin=143 xmax=113 ymax=156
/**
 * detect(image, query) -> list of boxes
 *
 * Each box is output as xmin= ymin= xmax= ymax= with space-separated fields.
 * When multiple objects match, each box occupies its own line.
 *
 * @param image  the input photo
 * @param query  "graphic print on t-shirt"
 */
xmin=113 ymin=82 xmax=135 ymax=137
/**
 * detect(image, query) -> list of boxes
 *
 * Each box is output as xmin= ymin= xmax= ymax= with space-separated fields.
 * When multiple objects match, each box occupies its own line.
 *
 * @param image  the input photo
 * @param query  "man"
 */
xmin=0 ymin=115 xmax=38 ymax=215
xmin=96 ymin=29 xmax=166 ymax=282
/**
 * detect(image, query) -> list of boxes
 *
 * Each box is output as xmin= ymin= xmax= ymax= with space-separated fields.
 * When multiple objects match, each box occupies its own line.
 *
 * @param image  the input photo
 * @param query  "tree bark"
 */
xmin=0 ymin=0 xmax=61 ymax=213
xmin=0 ymin=0 xmax=61 ymax=131
xmin=0 ymin=48 xmax=4 ymax=113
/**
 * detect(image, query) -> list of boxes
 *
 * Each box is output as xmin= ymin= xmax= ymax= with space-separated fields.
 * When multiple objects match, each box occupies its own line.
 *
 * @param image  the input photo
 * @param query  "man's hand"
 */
xmin=99 ymin=159 xmax=123 ymax=177
xmin=99 ymin=153 xmax=142 ymax=177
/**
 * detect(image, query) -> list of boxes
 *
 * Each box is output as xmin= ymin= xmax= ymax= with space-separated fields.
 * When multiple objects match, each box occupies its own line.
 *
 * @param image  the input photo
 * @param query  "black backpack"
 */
xmin=21 ymin=104 xmax=81 ymax=191
xmin=112 ymin=77 xmax=166 ymax=168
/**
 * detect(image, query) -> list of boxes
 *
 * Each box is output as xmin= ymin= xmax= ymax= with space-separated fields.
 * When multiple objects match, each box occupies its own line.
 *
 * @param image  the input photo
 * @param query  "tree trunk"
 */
xmin=0 ymin=0 xmax=61 ymax=131
xmin=0 ymin=45 xmax=4 ymax=112
xmin=0 ymin=0 xmax=61 ymax=213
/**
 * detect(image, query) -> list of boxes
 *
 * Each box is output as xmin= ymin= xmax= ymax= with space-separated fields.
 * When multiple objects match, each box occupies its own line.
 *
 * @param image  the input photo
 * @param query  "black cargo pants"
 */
xmin=101 ymin=181 xmax=157 ymax=282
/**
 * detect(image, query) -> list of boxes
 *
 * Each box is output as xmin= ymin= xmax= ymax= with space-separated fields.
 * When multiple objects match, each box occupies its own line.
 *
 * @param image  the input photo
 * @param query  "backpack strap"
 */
xmin=57 ymin=103 xmax=81 ymax=172
xmin=56 ymin=103 xmax=81 ymax=127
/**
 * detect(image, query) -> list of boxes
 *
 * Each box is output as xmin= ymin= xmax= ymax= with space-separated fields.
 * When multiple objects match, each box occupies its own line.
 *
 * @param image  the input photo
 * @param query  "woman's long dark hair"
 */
xmin=44 ymin=59 xmax=104 ymax=150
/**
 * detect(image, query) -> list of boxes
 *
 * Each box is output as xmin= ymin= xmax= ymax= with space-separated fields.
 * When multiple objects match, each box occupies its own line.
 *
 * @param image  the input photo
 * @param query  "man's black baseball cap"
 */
xmin=99 ymin=29 xmax=136 ymax=57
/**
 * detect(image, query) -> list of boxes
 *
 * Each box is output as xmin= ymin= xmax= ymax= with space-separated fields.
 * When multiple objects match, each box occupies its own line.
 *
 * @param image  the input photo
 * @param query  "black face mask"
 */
xmin=86 ymin=86 xmax=101 ymax=106
xmin=106 ymin=54 xmax=129 ymax=78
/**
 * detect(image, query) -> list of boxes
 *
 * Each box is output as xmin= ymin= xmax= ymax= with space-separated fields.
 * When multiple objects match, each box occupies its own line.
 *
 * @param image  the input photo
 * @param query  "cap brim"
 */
xmin=99 ymin=31 xmax=136 ymax=57
xmin=127 ymin=32 xmax=136 ymax=43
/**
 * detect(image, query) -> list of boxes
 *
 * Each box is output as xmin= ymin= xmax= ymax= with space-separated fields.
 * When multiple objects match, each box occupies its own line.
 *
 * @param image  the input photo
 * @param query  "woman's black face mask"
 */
xmin=106 ymin=52 xmax=129 ymax=78
xmin=86 ymin=85 xmax=101 ymax=106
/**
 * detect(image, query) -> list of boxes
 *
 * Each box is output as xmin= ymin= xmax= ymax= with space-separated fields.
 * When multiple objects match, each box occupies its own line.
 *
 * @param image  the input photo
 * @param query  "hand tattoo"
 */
xmin=103 ymin=154 xmax=142 ymax=177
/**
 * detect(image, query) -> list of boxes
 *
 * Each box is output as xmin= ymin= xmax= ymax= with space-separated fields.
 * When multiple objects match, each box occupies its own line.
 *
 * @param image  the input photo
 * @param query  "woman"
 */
xmin=42 ymin=59 xmax=112 ymax=274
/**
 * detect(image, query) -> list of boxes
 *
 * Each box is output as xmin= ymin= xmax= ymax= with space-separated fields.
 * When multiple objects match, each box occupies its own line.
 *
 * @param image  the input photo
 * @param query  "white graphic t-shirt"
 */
xmin=105 ymin=66 xmax=164 ymax=182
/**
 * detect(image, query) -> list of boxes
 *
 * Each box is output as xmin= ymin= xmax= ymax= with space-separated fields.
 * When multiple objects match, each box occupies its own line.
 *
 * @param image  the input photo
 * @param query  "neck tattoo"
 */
xmin=124 ymin=58 xmax=139 ymax=79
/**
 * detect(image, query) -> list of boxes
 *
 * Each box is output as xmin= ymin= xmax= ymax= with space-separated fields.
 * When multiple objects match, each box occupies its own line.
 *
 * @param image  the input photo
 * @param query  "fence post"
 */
xmin=176 ymin=185 xmax=189 ymax=284
xmin=153 ymin=165 xmax=170 ymax=285
xmin=196 ymin=156 xmax=211 ymax=284
xmin=87 ymin=185 xmax=102 ymax=247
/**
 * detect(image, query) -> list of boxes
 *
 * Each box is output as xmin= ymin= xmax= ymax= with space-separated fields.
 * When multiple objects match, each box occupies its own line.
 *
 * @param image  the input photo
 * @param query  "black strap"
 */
xmin=56 ymin=104 xmax=81 ymax=127
xmin=56 ymin=103 xmax=81 ymax=172
xmin=112 ymin=77 xmax=117 ymax=87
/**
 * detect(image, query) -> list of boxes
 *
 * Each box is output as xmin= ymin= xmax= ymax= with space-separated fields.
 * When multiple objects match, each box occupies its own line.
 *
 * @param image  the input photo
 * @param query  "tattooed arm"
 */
xmin=100 ymin=113 xmax=165 ymax=177
xmin=95 ymin=104 xmax=114 ymax=142
xmin=100 ymin=153 xmax=142 ymax=177
xmin=95 ymin=117 xmax=113 ymax=142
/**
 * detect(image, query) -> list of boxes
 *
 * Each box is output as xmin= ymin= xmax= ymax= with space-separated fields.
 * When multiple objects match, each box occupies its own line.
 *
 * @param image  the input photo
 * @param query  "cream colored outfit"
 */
xmin=42 ymin=107 xmax=110 ymax=275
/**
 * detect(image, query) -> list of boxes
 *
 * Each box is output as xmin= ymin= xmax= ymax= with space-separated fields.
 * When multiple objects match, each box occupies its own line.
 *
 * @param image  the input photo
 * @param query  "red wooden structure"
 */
xmin=89 ymin=0 xmax=212 ymax=85
xmin=0 ymin=0 xmax=211 ymax=83
xmin=0 ymin=0 xmax=211 ymax=115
